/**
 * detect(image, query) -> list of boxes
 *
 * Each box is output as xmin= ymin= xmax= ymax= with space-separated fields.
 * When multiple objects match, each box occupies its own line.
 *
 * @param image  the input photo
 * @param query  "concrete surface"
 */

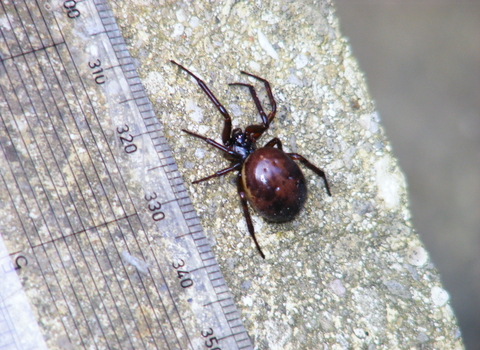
xmin=334 ymin=2 xmax=480 ymax=349
xmin=109 ymin=0 xmax=465 ymax=348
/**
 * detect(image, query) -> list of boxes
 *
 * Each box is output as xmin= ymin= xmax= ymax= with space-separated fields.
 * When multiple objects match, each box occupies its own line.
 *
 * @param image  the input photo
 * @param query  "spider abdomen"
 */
xmin=241 ymin=147 xmax=307 ymax=222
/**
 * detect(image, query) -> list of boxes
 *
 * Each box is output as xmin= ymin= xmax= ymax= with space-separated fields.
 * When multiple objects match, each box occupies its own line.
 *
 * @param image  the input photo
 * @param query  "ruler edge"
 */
xmin=93 ymin=0 xmax=253 ymax=348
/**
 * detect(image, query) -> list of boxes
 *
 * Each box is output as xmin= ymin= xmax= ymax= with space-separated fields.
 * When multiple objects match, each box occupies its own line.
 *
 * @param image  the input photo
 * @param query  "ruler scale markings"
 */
xmin=3 ymin=3 xmax=155 ymax=348
xmin=23 ymin=52 xmax=155 ymax=344
xmin=0 ymin=7 xmax=74 ymax=350
xmin=0 ymin=104 xmax=104 ymax=350
xmin=0 ymin=99 xmax=87 ymax=347
xmin=5 ymin=5 xmax=172 ymax=350
xmin=0 ymin=0 xmax=253 ymax=349
xmin=143 ymin=116 xmax=157 ymax=122
xmin=0 ymin=172 xmax=78 ymax=350
xmin=71 ymin=2 xmax=188 ymax=344
xmin=49 ymin=11 xmax=191 ymax=349
xmin=41 ymin=39 xmax=158 ymax=348
xmin=9 ymin=214 xmax=140 ymax=250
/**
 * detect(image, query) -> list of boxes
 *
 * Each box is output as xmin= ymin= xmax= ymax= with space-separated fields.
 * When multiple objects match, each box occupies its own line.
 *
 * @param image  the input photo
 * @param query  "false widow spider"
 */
xmin=171 ymin=60 xmax=331 ymax=259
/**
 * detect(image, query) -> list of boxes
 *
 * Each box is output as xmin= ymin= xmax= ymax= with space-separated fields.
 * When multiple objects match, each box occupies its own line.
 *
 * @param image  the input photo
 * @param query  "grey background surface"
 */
xmin=334 ymin=1 xmax=480 ymax=349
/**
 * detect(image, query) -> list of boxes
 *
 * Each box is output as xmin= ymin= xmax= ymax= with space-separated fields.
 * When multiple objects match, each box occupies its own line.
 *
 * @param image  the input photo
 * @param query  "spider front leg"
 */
xmin=171 ymin=60 xmax=232 ymax=145
xmin=192 ymin=163 xmax=242 ymax=184
xmin=181 ymin=129 xmax=242 ymax=183
xmin=237 ymin=71 xmax=277 ymax=124
xmin=237 ymin=173 xmax=266 ymax=259
xmin=229 ymin=71 xmax=277 ymax=140
xmin=182 ymin=129 xmax=238 ymax=158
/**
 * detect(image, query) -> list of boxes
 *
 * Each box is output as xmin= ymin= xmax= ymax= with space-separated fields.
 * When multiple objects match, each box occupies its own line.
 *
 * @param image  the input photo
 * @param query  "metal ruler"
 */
xmin=0 ymin=0 xmax=252 ymax=349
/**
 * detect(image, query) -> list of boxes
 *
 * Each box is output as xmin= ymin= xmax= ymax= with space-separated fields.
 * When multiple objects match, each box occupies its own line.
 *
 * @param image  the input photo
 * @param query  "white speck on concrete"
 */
xmin=261 ymin=11 xmax=281 ymax=24
xmin=370 ymin=119 xmax=378 ymax=133
xmin=121 ymin=250 xmax=149 ymax=274
xmin=336 ymin=334 xmax=349 ymax=349
xmin=186 ymin=99 xmax=204 ymax=123
xmin=431 ymin=286 xmax=449 ymax=307
xmin=175 ymin=9 xmax=186 ymax=22
xmin=330 ymin=279 xmax=346 ymax=297
xmin=241 ymin=280 xmax=252 ymax=290
xmin=290 ymin=134 xmax=297 ymax=153
xmin=248 ymin=61 xmax=261 ymax=72
xmin=195 ymin=148 xmax=206 ymax=159
xmin=197 ymin=125 xmax=210 ymax=135
xmin=257 ymin=29 xmax=278 ymax=60
xmin=189 ymin=16 xmax=200 ymax=28
xmin=143 ymin=71 xmax=165 ymax=95
xmin=236 ymin=217 xmax=247 ymax=232
xmin=234 ymin=2 xmax=250 ymax=18
xmin=171 ymin=23 xmax=184 ymax=37
xmin=220 ymin=0 xmax=235 ymax=25
xmin=328 ymin=159 xmax=344 ymax=170
xmin=242 ymin=295 xmax=254 ymax=307
xmin=358 ymin=113 xmax=379 ymax=134
xmin=287 ymin=74 xmax=303 ymax=87
xmin=375 ymin=155 xmax=402 ymax=209
xmin=359 ymin=114 xmax=371 ymax=130
xmin=354 ymin=328 xmax=367 ymax=339
xmin=408 ymin=246 xmax=428 ymax=267
xmin=264 ymin=320 xmax=292 ymax=349
xmin=252 ymin=215 xmax=264 ymax=231
xmin=184 ymin=161 xmax=194 ymax=169
xmin=343 ymin=56 xmax=358 ymax=88
xmin=383 ymin=280 xmax=412 ymax=299
xmin=418 ymin=332 xmax=429 ymax=343
xmin=0 ymin=15 xmax=12 ymax=31
xmin=294 ymin=54 xmax=309 ymax=69
xmin=319 ymin=311 xmax=334 ymax=331
xmin=228 ymin=103 xmax=242 ymax=117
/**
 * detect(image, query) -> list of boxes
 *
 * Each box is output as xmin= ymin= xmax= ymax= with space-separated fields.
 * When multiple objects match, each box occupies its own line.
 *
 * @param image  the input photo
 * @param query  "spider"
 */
xmin=171 ymin=60 xmax=331 ymax=259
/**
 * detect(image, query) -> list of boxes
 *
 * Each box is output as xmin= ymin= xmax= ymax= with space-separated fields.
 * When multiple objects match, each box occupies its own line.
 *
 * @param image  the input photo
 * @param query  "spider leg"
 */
xmin=171 ymin=60 xmax=232 ymax=145
xmin=229 ymin=72 xmax=277 ymax=140
xmin=287 ymin=153 xmax=332 ymax=196
xmin=237 ymin=173 xmax=266 ymax=259
xmin=182 ymin=129 xmax=240 ymax=158
xmin=264 ymin=137 xmax=283 ymax=150
xmin=228 ymin=82 xmax=269 ymax=127
xmin=192 ymin=163 xmax=242 ymax=184
xmin=238 ymin=71 xmax=277 ymax=124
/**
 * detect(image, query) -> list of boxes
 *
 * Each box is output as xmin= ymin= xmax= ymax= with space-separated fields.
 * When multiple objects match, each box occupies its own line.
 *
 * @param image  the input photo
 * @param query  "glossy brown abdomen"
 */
xmin=241 ymin=147 xmax=307 ymax=222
